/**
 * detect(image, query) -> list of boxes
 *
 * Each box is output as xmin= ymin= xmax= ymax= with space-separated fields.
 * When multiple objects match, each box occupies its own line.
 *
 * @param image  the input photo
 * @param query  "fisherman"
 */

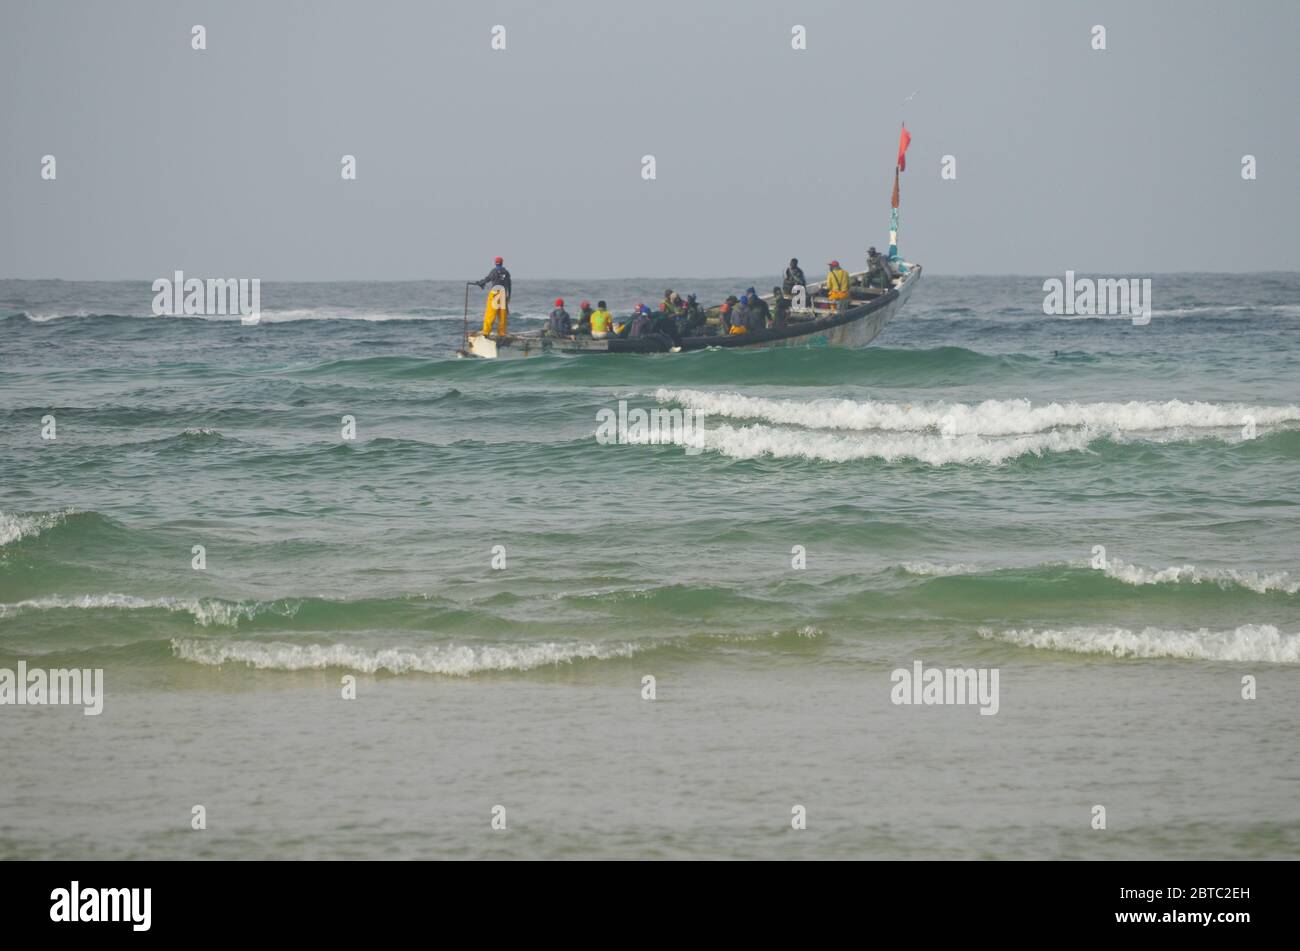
xmin=589 ymin=300 xmax=614 ymax=339
xmin=650 ymin=304 xmax=681 ymax=345
xmin=683 ymin=294 xmax=709 ymax=336
xmin=666 ymin=293 xmax=688 ymax=335
xmin=670 ymin=297 xmax=691 ymax=337
xmin=865 ymin=247 xmax=896 ymax=289
xmin=825 ymin=259 xmax=851 ymax=311
xmin=546 ymin=298 xmax=572 ymax=336
xmin=726 ymin=295 xmax=742 ymax=332
xmin=629 ymin=304 xmax=653 ymax=338
xmin=771 ymin=286 xmax=790 ymax=329
xmin=783 ymin=258 xmax=807 ymax=295
xmin=745 ymin=286 xmax=770 ymax=330
xmin=663 ymin=291 xmax=685 ymax=320
xmin=577 ymin=300 xmax=594 ymax=336
xmin=730 ymin=296 xmax=751 ymax=335
xmin=476 ymin=256 xmax=512 ymax=336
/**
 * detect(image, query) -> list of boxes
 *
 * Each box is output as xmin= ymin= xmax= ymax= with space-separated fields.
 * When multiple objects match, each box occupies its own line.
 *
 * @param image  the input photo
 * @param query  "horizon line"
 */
xmin=4 ymin=268 xmax=1298 ymax=284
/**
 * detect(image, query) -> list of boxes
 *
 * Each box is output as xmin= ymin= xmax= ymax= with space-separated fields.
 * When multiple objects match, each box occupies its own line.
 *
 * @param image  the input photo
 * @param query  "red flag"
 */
xmin=896 ymin=124 xmax=911 ymax=172
xmin=891 ymin=167 xmax=900 ymax=209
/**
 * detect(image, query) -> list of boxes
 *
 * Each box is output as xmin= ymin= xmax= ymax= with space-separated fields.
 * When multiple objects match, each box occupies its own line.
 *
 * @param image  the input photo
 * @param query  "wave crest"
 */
xmin=982 ymin=623 xmax=1300 ymax=663
xmin=699 ymin=422 xmax=1093 ymax=465
xmin=656 ymin=389 xmax=1300 ymax=437
xmin=171 ymin=638 xmax=640 ymax=675
xmin=0 ymin=509 xmax=73 ymax=547
xmin=1103 ymin=559 xmax=1299 ymax=595
xmin=0 ymin=593 xmax=299 ymax=626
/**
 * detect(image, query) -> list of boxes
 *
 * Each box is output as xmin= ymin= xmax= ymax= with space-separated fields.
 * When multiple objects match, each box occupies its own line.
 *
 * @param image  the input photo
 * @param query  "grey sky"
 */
xmin=2 ymin=0 xmax=1297 ymax=280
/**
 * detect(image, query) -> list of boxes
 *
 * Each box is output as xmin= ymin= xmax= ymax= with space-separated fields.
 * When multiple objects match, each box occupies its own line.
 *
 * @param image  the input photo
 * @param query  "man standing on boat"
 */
xmin=866 ymin=247 xmax=895 ymax=290
xmin=745 ymin=286 xmax=770 ymax=330
xmin=683 ymin=294 xmax=708 ymax=336
xmin=771 ymin=286 xmax=790 ymax=329
xmin=475 ymin=256 xmax=512 ymax=337
xmin=825 ymin=259 xmax=851 ymax=311
xmin=783 ymin=258 xmax=806 ymax=295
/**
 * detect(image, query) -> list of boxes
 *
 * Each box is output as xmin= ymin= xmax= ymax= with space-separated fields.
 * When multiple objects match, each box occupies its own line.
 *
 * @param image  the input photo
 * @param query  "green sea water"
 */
xmin=2 ymin=274 xmax=1298 ymax=858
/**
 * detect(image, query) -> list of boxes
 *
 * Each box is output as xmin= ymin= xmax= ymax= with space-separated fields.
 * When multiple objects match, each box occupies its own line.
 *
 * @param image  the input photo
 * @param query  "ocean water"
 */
xmin=1 ymin=274 xmax=1298 ymax=860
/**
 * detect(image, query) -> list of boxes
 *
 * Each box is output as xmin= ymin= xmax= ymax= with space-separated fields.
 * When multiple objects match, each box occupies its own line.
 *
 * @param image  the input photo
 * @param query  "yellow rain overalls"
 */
xmin=481 ymin=286 xmax=508 ymax=336
xmin=826 ymin=267 xmax=851 ymax=302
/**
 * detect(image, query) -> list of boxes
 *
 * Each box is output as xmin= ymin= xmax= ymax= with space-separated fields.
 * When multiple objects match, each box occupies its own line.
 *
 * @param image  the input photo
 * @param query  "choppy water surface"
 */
xmin=2 ymin=274 xmax=1297 ymax=858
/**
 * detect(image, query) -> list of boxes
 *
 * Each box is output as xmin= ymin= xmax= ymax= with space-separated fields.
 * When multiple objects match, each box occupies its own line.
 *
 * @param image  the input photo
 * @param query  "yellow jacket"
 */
xmin=590 ymin=309 xmax=613 ymax=333
xmin=826 ymin=267 xmax=850 ymax=298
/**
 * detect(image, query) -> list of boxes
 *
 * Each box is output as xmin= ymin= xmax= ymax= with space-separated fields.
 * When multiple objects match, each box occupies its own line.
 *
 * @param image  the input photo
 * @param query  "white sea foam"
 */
xmin=698 ymin=422 xmax=1094 ymax=465
xmin=896 ymin=557 xmax=1297 ymax=593
xmin=0 ymin=593 xmax=296 ymax=627
xmin=656 ymin=389 xmax=1300 ymax=437
xmin=0 ymin=509 xmax=73 ymax=547
xmin=898 ymin=561 xmax=983 ymax=577
xmin=1103 ymin=559 xmax=1299 ymax=595
xmin=171 ymin=638 xmax=640 ymax=674
xmin=982 ymin=623 xmax=1300 ymax=663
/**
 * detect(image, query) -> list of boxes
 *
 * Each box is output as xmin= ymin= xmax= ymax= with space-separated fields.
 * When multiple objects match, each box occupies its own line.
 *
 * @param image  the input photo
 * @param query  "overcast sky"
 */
xmin=2 ymin=0 xmax=1297 ymax=279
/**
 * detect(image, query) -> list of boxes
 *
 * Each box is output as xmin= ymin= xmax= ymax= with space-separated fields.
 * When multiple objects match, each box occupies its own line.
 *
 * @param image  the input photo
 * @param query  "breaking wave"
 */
xmin=982 ymin=623 xmax=1300 ymax=663
xmin=1102 ymin=559 xmax=1299 ymax=595
xmin=171 ymin=638 xmax=642 ymax=675
xmin=0 ymin=593 xmax=299 ymax=627
xmin=897 ymin=561 xmax=983 ymax=577
xmin=0 ymin=509 xmax=74 ymax=547
xmin=698 ymin=422 xmax=1094 ymax=465
xmin=656 ymin=389 xmax=1300 ymax=437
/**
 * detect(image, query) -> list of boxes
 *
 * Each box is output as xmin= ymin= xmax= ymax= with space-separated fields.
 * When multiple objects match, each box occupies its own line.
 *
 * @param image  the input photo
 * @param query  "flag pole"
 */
xmin=889 ymin=122 xmax=906 ymax=260
xmin=889 ymin=166 xmax=900 ymax=261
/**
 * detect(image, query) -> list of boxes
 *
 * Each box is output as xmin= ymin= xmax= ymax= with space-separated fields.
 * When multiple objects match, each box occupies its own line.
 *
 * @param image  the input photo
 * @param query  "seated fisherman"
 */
xmin=650 ymin=305 xmax=680 ymax=345
xmin=589 ymin=300 xmax=614 ymax=338
xmin=730 ymin=296 xmax=750 ymax=334
xmin=683 ymin=295 xmax=711 ymax=336
xmin=546 ymin=298 xmax=572 ymax=336
xmin=628 ymin=305 xmax=653 ymax=338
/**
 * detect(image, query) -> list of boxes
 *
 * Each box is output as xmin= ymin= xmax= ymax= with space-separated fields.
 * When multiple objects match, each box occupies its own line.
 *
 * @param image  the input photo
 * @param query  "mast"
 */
xmin=889 ymin=167 xmax=900 ymax=260
xmin=890 ymin=123 xmax=910 ymax=261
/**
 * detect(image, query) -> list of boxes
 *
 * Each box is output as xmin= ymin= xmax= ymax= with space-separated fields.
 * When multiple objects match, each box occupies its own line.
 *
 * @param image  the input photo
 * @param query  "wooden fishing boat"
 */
xmin=464 ymin=262 xmax=920 ymax=358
